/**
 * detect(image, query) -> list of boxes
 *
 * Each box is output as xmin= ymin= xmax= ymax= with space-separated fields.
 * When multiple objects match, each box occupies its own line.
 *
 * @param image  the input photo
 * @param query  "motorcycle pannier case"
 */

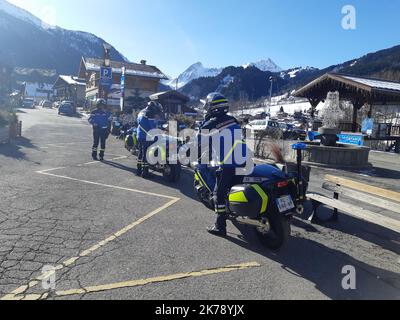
xmin=228 ymin=184 xmax=268 ymax=219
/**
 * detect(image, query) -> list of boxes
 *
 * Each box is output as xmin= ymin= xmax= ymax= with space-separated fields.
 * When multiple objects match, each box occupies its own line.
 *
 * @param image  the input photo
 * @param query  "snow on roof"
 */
xmin=82 ymin=57 xmax=168 ymax=80
xmin=58 ymin=75 xmax=86 ymax=86
xmin=341 ymin=75 xmax=400 ymax=92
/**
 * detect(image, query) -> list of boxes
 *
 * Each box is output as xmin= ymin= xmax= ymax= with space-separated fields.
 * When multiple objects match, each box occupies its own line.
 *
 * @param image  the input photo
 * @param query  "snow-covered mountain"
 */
xmin=0 ymin=0 xmax=42 ymax=27
xmin=0 ymin=0 xmax=128 ymax=74
xmin=168 ymin=58 xmax=282 ymax=89
xmin=166 ymin=62 xmax=223 ymax=89
xmin=242 ymin=59 xmax=282 ymax=73
xmin=280 ymin=66 xmax=319 ymax=79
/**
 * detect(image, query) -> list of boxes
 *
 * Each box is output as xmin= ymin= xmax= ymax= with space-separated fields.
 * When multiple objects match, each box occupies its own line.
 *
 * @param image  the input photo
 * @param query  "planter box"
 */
xmin=0 ymin=125 xmax=10 ymax=144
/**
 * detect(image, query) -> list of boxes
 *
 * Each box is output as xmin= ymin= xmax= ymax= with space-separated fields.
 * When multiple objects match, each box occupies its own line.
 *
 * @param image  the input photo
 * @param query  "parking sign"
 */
xmin=100 ymin=66 xmax=113 ymax=89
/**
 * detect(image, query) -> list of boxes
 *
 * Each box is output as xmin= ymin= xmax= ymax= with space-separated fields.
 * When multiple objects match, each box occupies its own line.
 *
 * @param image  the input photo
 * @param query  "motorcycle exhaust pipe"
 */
xmin=229 ymin=216 xmax=270 ymax=229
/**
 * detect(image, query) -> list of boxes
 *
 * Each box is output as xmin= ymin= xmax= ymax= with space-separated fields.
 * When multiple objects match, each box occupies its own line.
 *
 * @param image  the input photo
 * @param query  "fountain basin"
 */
xmin=300 ymin=142 xmax=371 ymax=168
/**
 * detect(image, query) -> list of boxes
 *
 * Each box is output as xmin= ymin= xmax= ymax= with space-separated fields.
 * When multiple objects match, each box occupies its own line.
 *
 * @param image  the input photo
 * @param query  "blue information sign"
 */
xmin=100 ymin=66 xmax=113 ymax=89
xmin=309 ymin=131 xmax=364 ymax=146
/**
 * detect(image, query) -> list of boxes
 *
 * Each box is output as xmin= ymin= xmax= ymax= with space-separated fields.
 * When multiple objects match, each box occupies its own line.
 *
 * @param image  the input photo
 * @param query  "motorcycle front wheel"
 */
xmin=255 ymin=208 xmax=291 ymax=250
xmin=163 ymin=164 xmax=181 ymax=183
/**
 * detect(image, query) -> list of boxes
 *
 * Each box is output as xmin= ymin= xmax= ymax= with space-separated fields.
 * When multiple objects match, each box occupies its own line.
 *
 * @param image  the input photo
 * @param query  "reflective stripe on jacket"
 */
xmin=197 ymin=114 xmax=247 ymax=168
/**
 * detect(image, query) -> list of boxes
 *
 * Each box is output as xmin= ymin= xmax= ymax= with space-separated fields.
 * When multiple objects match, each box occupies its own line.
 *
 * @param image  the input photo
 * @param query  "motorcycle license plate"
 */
xmin=276 ymin=195 xmax=295 ymax=213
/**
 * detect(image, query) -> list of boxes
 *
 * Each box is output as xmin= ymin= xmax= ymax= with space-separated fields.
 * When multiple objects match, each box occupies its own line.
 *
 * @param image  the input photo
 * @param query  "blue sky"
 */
xmin=8 ymin=0 xmax=400 ymax=77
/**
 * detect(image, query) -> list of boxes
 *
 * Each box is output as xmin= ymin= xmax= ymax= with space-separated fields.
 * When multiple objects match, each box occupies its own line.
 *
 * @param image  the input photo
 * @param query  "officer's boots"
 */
xmin=92 ymin=150 xmax=98 ymax=161
xmin=141 ymin=164 xmax=150 ymax=179
xmin=207 ymin=212 xmax=228 ymax=237
xmin=99 ymin=151 xmax=105 ymax=162
xmin=136 ymin=162 xmax=142 ymax=176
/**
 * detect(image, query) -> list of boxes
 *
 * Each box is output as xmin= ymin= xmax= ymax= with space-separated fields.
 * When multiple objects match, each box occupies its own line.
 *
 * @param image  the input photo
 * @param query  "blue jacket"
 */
xmin=137 ymin=110 xmax=157 ymax=142
xmin=88 ymin=109 xmax=112 ymax=129
xmin=197 ymin=113 xmax=247 ymax=168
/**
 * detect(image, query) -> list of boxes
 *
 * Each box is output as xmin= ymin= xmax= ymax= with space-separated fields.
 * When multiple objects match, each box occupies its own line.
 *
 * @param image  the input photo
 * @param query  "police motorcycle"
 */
xmin=124 ymin=127 xmax=182 ymax=183
xmin=193 ymin=143 xmax=309 ymax=250
xmin=111 ymin=116 xmax=123 ymax=136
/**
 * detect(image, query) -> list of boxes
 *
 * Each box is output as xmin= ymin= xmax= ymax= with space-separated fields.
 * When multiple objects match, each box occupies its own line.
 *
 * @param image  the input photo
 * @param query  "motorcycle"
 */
xmin=111 ymin=117 xmax=123 ymax=136
xmin=124 ymin=127 xmax=182 ymax=183
xmin=193 ymin=143 xmax=309 ymax=250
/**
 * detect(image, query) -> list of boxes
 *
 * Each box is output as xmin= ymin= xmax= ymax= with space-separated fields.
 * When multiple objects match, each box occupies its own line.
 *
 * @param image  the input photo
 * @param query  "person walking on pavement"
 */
xmin=136 ymin=101 xmax=163 ymax=178
xmin=88 ymin=99 xmax=112 ymax=161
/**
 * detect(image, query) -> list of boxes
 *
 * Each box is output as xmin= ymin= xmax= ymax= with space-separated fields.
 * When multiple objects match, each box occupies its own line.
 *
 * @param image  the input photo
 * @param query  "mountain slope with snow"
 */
xmin=0 ymin=0 xmax=128 ymax=74
xmin=168 ymin=58 xmax=282 ymax=89
xmin=243 ymin=59 xmax=282 ymax=72
xmin=166 ymin=62 xmax=223 ymax=89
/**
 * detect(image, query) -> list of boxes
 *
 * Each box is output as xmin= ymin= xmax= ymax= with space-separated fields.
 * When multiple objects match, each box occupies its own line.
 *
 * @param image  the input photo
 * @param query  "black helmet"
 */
xmin=203 ymin=92 xmax=229 ymax=116
xmin=96 ymin=98 xmax=107 ymax=108
xmin=146 ymin=101 xmax=163 ymax=118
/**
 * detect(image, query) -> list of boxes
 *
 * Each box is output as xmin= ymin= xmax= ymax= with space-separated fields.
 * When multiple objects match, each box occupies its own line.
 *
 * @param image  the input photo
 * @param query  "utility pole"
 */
xmin=102 ymin=43 xmax=112 ymax=106
xmin=266 ymin=76 xmax=274 ymax=116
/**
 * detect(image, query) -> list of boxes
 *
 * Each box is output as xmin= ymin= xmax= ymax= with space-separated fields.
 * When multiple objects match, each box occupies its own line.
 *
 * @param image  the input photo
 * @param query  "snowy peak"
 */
xmin=168 ymin=58 xmax=283 ymax=89
xmin=0 ymin=0 xmax=42 ymax=27
xmin=167 ymin=62 xmax=223 ymax=89
xmin=243 ymin=59 xmax=282 ymax=72
xmin=280 ymin=66 xmax=319 ymax=79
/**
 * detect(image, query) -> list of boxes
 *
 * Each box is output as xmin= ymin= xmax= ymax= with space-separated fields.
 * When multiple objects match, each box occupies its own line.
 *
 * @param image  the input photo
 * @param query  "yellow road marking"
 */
xmin=35 ymin=262 xmax=261 ymax=299
xmin=1 ymin=171 xmax=180 ymax=301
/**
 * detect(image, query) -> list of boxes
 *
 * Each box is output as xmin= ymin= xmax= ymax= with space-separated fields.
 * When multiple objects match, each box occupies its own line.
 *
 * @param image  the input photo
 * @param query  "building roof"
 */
xmin=294 ymin=73 xmax=400 ymax=103
xmin=80 ymin=57 xmax=168 ymax=80
xmin=150 ymin=90 xmax=190 ymax=102
xmin=54 ymin=75 xmax=86 ymax=88
xmin=340 ymin=75 xmax=400 ymax=93
xmin=14 ymin=67 xmax=57 ymax=77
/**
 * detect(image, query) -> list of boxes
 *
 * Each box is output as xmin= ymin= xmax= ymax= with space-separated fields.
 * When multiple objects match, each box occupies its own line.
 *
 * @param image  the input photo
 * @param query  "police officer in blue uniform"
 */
xmin=198 ymin=93 xmax=247 ymax=237
xmin=136 ymin=101 xmax=163 ymax=178
xmin=88 ymin=99 xmax=112 ymax=161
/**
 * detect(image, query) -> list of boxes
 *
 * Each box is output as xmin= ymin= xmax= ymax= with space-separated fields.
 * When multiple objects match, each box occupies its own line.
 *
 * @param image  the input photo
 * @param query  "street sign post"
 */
xmin=100 ymin=66 xmax=113 ymax=89
xmin=120 ymin=66 xmax=126 ymax=111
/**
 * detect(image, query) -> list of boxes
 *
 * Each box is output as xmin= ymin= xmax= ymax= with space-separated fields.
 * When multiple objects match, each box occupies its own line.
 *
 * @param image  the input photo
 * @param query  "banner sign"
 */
xmin=308 ymin=131 xmax=364 ymax=146
xmin=338 ymin=134 xmax=364 ymax=146
xmin=120 ymin=66 xmax=126 ymax=111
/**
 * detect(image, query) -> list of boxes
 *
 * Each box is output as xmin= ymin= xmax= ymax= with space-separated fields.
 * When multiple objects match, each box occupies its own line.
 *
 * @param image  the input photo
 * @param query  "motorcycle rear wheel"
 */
xmin=255 ymin=208 xmax=291 ymax=250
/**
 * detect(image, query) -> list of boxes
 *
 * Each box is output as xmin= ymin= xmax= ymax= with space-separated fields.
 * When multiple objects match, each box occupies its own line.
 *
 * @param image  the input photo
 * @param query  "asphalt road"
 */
xmin=0 ymin=108 xmax=399 ymax=300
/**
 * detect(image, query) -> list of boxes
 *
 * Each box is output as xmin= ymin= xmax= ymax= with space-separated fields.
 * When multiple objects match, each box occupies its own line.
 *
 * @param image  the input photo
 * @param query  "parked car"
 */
xmin=58 ymin=102 xmax=75 ymax=116
xmin=278 ymin=122 xmax=307 ymax=140
xmin=246 ymin=119 xmax=282 ymax=138
xmin=22 ymin=98 xmax=35 ymax=109
xmin=41 ymin=100 xmax=53 ymax=109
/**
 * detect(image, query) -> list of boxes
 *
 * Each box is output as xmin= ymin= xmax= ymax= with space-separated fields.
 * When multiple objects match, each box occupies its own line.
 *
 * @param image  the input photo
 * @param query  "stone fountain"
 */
xmin=318 ymin=91 xmax=342 ymax=147
xmin=301 ymin=91 xmax=371 ymax=168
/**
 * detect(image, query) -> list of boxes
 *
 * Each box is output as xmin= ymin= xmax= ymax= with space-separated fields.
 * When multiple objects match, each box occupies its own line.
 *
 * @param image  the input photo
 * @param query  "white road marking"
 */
xmin=78 ymin=156 xmax=128 ymax=166
xmin=1 ymin=168 xmax=180 ymax=300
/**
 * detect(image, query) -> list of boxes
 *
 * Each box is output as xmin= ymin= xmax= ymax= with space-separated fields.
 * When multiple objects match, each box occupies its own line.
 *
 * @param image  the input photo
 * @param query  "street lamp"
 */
xmin=103 ymin=43 xmax=112 ymax=67
xmin=102 ymin=43 xmax=112 ymax=105
xmin=266 ymin=76 xmax=274 ymax=116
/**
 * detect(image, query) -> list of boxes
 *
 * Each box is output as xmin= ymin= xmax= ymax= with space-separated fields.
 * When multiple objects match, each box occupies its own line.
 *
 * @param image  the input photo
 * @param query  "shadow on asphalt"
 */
xmin=350 ymin=166 xmax=400 ymax=180
xmin=0 ymin=137 xmax=38 ymax=160
xmin=310 ymin=206 xmax=400 ymax=255
xmin=227 ymin=220 xmax=400 ymax=299
xmin=102 ymin=160 xmax=137 ymax=175
xmin=103 ymin=159 xmax=199 ymax=201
